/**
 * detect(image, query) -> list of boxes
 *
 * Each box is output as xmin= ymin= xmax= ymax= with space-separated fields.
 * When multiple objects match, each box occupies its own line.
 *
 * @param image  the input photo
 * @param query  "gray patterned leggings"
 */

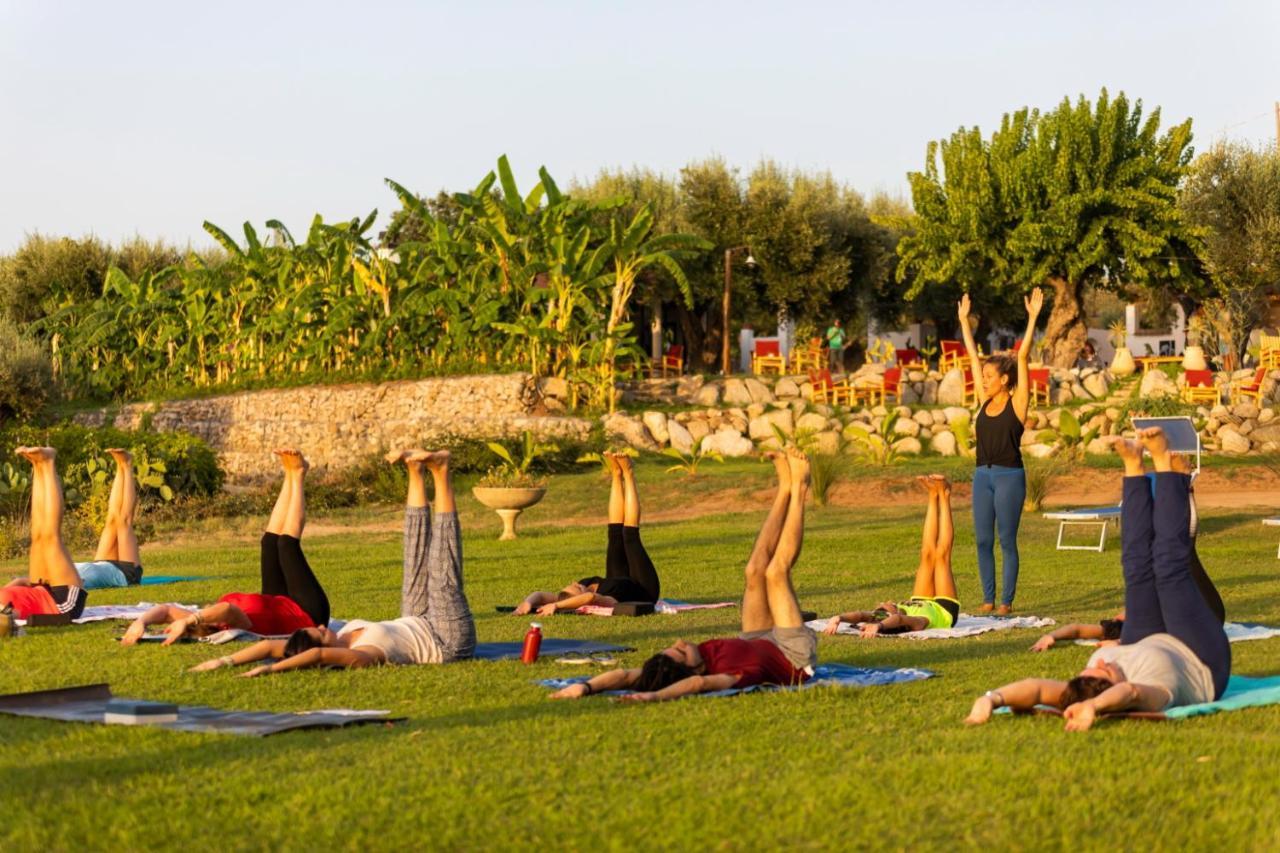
xmin=401 ymin=508 xmax=476 ymax=661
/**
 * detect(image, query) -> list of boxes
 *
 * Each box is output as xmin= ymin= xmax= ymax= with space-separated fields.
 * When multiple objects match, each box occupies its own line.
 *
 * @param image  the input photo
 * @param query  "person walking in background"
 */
xmin=825 ymin=319 xmax=846 ymax=373
xmin=1074 ymin=339 xmax=1103 ymax=371
xmin=958 ymin=287 xmax=1043 ymax=615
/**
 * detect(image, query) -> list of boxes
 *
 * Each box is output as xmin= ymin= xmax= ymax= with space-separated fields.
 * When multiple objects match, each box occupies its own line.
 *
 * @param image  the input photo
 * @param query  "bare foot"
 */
xmin=277 ymin=449 xmax=308 ymax=473
xmin=915 ymin=475 xmax=933 ymax=493
xmin=1170 ymin=453 xmax=1192 ymax=475
xmin=1137 ymin=427 xmax=1171 ymax=472
xmin=16 ymin=446 xmax=55 ymax=464
xmin=785 ymin=447 xmax=811 ymax=487
xmin=602 ymin=451 xmax=622 ymax=477
xmin=106 ymin=448 xmax=133 ymax=467
xmin=613 ymin=452 xmax=634 ymax=477
xmin=1105 ymin=436 xmax=1145 ymax=476
xmin=764 ymin=450 xmax=791 ymax=488
xmin=417 ymin=450 xmax=451 ymax=474
xmin=930 ymin=473 xmax=951 ymax=496
xmin=384 ymin=449 xmax=410 ymax=465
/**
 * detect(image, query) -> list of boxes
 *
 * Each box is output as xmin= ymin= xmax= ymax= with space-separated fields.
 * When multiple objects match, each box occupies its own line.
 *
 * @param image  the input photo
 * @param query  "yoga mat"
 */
xmin=1074 ymin=622 xmax=1280 ymax=647
xmin=995 ymin=675 xmax=1280 ymax=722
xmin=808 ymin=614 xmax=1054 ymax=639
xmin=539 ymin=663 xmax=934 ymax=699
xmin=497 ymin=599 xmax=737 ymax=616
xmin=140 ymin=576 xmax=205 ymax=587
xmin=0 ymin=684 xmax=401 ymax=737
xmin=475 ymin=639 xmax=634 ymax=661
xmin=15 ymin=601 xmax=203 ymax=627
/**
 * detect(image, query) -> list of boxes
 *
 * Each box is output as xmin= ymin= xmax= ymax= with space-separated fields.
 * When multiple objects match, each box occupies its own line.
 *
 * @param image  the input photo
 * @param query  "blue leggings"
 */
xmin=1120 ymin=473 xmax=1230 ymax=698
xmin=972 ymin=465 xmax=1025 ymax=606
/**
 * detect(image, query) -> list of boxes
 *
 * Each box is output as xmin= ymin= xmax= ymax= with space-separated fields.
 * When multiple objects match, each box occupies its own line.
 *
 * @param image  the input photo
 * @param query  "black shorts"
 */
xmin=107 ymin=560 xmax=144 ymax=585
xmin=936 ymin=597 xmax=960 ymax=626
xmin=47 ymin=584 xmax=87 ymax=619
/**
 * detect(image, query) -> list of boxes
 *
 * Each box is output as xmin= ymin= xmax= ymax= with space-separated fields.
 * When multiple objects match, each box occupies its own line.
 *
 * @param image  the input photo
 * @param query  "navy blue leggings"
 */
xmin=1120 ymin=474 xmax=1230 ymax=699
xmin=972 ymin=465 xmax=1025 ymax=606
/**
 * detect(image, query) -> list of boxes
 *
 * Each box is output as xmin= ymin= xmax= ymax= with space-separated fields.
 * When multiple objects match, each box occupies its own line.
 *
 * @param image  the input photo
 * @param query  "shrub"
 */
xmin=1023 ymin=454 xmax=1072 ymax=511
xmin=0 ymin=319 xmax=55 ymax=422
xmin=0 ymin=423 xmax=224 ymax=503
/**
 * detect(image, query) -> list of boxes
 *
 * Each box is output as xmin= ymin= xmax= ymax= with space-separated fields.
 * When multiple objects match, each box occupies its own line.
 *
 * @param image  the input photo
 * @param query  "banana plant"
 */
xmin=661 ymin=435 xmax=724 ymax=477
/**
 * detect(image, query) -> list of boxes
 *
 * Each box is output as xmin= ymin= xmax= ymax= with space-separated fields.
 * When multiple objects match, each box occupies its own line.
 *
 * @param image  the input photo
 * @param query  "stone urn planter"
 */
xmin=1182 ymin=346 xmax=1207 ymax=371
xmin=1111 ymin=346 xmax=1136 ymax=377
xmin=472 ymin=486 xmax=546 ymax=540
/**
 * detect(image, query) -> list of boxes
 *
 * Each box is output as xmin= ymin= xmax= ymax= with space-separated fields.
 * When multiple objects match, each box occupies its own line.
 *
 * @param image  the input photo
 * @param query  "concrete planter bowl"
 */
xmin=471 ymin=486 xmax=547 ymax=540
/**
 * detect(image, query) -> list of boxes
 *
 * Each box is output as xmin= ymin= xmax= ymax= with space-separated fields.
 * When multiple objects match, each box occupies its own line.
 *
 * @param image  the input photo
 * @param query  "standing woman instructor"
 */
xmin=958 ymin=287 xmax=1043 ymax=614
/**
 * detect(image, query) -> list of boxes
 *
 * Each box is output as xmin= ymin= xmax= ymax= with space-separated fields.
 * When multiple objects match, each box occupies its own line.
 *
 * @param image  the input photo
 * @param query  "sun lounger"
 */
xmin=1264 ymin=517 xmax=1280 ymax=558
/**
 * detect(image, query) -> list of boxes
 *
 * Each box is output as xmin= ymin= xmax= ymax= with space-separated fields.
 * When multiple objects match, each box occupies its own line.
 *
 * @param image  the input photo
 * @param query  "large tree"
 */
xmin=1179 ymin=142 xmax=1280 ymax=364
xmin=896 ymin=89 xmax=1202 ymax=366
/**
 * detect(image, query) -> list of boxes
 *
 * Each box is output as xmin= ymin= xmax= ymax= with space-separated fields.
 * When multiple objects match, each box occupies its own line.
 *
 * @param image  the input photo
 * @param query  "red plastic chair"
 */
xmin=752 ymin=339 xmax=786 ymax=375
xmin=895 ymin=348 xmax=923 ymax=369
xmin=1181 ymin=369 xmax=1219 ymax=405
xmin=1028 ymin=367 xmax=1050 ymax=405
xmin=654 ymin=344 xmax=684 ymax=377
xmin=940 ymin=340 xmax=967 ymax=371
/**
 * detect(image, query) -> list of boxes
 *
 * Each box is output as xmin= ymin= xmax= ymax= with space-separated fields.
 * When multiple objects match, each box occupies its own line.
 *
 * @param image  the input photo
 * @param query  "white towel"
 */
xmin=808 ymin=613 xmax=1055 ymax=639
xmin=15 ymin=601 xmax=203 ymax=627
xmin=1074 ymin=621 xmax=1280 ymax=646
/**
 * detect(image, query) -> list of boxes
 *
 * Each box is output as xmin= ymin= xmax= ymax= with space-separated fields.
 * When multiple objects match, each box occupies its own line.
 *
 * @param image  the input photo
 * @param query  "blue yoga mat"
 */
xmin=997 ymin=674 xmax=1280 ymax=721
xmin=1164 ymin=674 xmax=1280 ymax=719
xmin=140 ymin=576 xmax=204 ymax=587
xmin=474 ymin=639 xmax=634 ymax=661
xmin=539 ymin=663 xmax=934 ymax=698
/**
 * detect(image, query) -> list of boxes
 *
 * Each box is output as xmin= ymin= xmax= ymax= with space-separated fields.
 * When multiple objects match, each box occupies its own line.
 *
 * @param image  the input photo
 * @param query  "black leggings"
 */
xmin=606 ymin=524 xmax=661 ymax=602
xmin=1120 ymin=474 xmax=1230 ymax=698
xmin=260 ymin=533 xmax=330 ymax=627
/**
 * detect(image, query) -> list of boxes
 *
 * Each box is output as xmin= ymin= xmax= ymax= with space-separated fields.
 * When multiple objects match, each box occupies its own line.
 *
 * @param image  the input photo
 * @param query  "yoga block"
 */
xmin=613 ymin=602 xmax=654 ymax=617
xmin=104 ymin=699 xmax=179 ymax=725
xmin=26 ymin=613 xmax=74 ymax=627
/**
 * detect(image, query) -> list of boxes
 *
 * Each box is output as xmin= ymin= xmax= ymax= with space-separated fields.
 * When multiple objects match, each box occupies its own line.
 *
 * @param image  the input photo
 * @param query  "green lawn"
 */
xmin=2 ymin=459 xmax=1279 ymax=850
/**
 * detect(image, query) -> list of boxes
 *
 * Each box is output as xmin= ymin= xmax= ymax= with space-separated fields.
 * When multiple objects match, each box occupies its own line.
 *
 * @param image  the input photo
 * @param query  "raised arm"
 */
xmin=621 ymin=673 xmax=741 ymax=703
xmin=188 ymin=639 xmax=287 ymax=672
xmin=1030 ymin=622 xmax=1105 ymax=652
xmin=549 ymin=667 xmax=642 ymax=699
xmin=957 ymin=293 xmax=985 ymax=405
xmin=1062 ymin=681 xmax=1171 ymax=732
xmin=964 ymin=678 xmax=1068 ymax=725
xmin=1012 ymin=287 xmax=1044 ymax=420
xmin=241 ymin=646 xmax=382 ymax=678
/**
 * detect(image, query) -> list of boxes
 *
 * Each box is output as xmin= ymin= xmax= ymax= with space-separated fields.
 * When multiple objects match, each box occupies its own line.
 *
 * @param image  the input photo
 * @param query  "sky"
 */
xmin=1 ymin=0 xmax=1276 ymax=252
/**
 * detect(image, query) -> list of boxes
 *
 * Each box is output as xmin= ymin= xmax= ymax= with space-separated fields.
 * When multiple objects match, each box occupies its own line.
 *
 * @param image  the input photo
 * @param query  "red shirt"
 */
xmin=697 ymin=638 xmax=808 ymax=688
xmin=0 ymin=584 xmax=59 ymax=618
xmin=218 ymin=593 xmax=314 ymax=635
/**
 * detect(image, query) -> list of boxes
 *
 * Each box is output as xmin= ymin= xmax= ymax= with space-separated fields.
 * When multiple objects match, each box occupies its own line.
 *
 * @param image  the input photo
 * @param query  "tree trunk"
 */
xmin=1041 ymin=276 xmax=1088 ymax=368
xmin=674 ymin=301 xmax=709 ymax=370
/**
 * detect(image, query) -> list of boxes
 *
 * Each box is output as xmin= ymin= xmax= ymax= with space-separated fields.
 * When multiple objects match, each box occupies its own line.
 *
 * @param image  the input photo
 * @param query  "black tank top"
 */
xmin=975 ymin=399 xmax=1024 ymax=468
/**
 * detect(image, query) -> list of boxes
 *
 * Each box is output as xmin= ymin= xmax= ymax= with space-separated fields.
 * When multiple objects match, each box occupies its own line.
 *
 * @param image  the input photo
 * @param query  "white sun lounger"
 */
xmin=1043 ymin=416 xmax=1200 ymax=553
xmin=1043 ymin=505 xmax=1123 ymax=552
xmin=1264 ymin=518 xmax=1280 ymax=558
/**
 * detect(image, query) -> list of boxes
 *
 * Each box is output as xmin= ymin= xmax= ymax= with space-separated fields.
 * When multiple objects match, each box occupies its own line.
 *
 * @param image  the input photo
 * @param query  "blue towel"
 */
xmin=539 ymin=663 xmax=934 ymax=698
xmin=140 ymin=575 xmax=204 ymax=587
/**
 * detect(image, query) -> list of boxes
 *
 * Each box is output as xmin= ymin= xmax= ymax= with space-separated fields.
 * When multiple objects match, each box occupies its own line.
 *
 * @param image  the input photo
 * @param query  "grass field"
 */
xmin=2 ymin=459 xmax=1279 ymax=851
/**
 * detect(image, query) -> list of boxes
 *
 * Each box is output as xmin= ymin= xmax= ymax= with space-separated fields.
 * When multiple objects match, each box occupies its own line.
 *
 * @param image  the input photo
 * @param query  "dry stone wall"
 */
xmin=74 ymin=373 xmax=592 ymax=482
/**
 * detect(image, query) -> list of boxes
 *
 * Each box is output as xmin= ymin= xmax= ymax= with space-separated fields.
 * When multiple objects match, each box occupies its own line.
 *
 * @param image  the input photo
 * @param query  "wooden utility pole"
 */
xmin=1275 ymin=101 xmax=1279 ymax=147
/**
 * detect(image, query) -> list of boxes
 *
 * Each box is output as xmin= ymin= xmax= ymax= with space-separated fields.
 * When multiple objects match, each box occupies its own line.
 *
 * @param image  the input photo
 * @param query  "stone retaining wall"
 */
xmin=74 ymin=373 xmax=592 ymax=481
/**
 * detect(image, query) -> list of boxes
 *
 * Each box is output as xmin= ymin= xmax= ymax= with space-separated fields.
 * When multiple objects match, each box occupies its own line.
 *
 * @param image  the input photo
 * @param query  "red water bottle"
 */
xmin=520 ymin=622 xmax=542 ymax=664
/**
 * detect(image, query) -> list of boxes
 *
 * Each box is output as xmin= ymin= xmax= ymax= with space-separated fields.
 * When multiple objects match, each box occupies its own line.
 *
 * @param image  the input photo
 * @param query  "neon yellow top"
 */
xmin=896 ymin=596 xmax=959 ymax=630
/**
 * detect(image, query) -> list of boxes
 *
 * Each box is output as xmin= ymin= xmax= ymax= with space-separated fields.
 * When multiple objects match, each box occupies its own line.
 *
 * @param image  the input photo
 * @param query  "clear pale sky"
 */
xmin=2 ymin=0 xmax=1276 ymax=251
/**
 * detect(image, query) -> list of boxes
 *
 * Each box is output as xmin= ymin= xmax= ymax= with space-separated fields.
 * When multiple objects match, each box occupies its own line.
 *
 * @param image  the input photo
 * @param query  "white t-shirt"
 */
xmin=1088 ymin=633 xmax=1213 ymax=708
xmin=337 ymin=616 xmax=442 ymax=665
